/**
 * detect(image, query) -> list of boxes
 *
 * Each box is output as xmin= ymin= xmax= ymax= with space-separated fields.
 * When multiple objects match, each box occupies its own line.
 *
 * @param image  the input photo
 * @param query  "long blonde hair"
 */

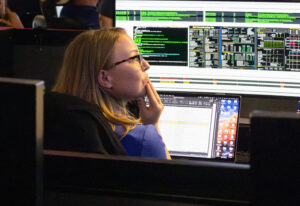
xmin=52 ymin=28 xmax=139 ymax=135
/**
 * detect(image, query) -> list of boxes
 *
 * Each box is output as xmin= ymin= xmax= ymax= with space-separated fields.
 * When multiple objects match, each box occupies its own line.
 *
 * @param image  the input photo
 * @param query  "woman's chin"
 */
xmin=125 ymin=92 xmax=146 ymax=102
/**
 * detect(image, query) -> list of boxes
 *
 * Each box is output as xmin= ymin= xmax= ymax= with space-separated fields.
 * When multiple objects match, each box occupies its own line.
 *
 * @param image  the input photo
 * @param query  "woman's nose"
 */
xmin=142 ymin=59 xmax=150 ymax=71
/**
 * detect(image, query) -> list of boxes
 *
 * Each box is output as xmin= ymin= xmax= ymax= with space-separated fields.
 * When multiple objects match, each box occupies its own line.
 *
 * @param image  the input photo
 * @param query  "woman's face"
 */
xmin=106 ymin=34 xmax=150 ymax=101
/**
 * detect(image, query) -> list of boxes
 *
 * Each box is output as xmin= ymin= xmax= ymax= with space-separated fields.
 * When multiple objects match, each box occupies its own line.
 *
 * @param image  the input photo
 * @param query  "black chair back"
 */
xmin=250 ymin=110 xmax=300 ymax=205
xmin=44 ymin=92 xmax=127 ymax=155
xmin=0 ymin=77 xmax=44 ymax=206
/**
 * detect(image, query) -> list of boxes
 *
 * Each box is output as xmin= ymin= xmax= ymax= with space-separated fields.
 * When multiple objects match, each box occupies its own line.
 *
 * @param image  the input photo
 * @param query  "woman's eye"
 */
xmin=128 ymin=56 xmax=139 ymax=63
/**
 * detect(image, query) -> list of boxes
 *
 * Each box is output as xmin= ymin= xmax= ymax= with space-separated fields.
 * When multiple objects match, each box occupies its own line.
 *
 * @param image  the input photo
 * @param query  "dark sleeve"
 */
xmin=44 ymin=110 xmax=108 ymax=154
xmin=98 ymin=0 xmax=114 ymax=18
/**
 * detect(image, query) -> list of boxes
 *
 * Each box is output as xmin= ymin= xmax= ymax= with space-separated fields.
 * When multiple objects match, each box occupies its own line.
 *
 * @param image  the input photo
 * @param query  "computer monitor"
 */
xmin=116 ymin=0 xmax=300 ymax=98
xmin=0 ymin=77 xmax=44 ymax=206
xmin=156 ymin=92 xmax=240 ymax=160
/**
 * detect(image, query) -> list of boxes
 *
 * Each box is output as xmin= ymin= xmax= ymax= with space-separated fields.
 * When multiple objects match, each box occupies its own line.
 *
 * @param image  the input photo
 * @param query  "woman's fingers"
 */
xmin=145 ymin=82 xmax=157 ymax=106
xmin=148 ymin=81 xmax=162 ymax=104
xmin=138 ymin=82 xmax=163 ymax=125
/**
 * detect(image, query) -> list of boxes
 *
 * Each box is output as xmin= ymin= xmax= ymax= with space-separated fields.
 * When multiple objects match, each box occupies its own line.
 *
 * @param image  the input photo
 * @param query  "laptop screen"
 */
xmin=157 ymin=92 xmax=240 ymax=160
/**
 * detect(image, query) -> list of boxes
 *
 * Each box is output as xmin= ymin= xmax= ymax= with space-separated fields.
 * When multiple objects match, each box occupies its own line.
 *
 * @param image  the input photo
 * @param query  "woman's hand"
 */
xmin=137 ymin=81 xmax=163 ymax=126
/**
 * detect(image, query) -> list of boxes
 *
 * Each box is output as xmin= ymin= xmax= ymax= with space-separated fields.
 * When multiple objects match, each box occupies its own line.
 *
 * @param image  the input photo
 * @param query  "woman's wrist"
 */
xmin=154 ymin=123 xmax=162 ymax=136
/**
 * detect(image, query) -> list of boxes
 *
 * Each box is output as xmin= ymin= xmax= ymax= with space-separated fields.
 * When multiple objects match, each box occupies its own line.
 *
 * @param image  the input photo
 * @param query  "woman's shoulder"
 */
xmin=120 ymin=124 xmax=161 ymax=151
xmin=125 ymin=124 xmax=167 ymax=159
xmin=128 ymin=124 xmax=158 ymax=139
xmin=135 ymin=124 xmax=164 ymax=147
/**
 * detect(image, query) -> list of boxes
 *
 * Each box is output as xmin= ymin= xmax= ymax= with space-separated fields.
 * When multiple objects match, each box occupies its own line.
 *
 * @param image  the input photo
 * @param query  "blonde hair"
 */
xmin=52 ymin=28 xmax=139 ymax=135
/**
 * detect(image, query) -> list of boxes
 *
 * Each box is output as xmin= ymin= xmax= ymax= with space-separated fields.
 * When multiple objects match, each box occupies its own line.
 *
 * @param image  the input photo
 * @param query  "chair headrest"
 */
xmin=32 ymin=15 xmax=47 ymax=29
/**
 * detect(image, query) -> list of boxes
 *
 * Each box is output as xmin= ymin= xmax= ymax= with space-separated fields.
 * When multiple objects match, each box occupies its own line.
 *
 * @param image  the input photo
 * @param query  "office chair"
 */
xmin=250 ymin=110 xmax=300 ymax=206
xmin=32 ymin=15 xmax=47 ymax=29
xmin=44 ymin=92 xmax=127 ymax=155
xmin=0 ymin=77 xmax=44 ymax=206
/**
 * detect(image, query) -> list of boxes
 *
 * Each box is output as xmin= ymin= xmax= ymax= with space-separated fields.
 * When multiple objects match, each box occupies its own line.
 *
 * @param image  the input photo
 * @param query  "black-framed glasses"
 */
xmin=111 ymin=54 xmax=144 ymax=68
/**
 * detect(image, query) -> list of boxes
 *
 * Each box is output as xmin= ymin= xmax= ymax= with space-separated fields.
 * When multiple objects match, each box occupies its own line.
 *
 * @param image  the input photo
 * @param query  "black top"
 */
xmin=60 ymin=4 xmax=100 ymax=29
xmin=44 ymin=92 xmax=127 ymax=155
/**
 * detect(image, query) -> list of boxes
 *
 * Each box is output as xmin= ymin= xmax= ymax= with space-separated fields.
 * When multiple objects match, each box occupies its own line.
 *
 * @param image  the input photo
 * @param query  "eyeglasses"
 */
xmin=111 ymin=54 xmax=144 ymax=68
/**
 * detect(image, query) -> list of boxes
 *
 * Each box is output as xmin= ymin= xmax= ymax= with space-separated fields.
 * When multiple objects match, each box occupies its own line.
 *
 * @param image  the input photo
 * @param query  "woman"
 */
xmin=53 ymin=28 xmax=171 ymax=160
xmin=0 ymin=0 xmax=23 ymax=28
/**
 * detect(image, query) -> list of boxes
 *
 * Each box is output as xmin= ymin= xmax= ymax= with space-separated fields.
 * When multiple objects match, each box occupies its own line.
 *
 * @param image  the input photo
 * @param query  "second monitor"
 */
xmin=153 ymin=92 xmax=240 ymax=161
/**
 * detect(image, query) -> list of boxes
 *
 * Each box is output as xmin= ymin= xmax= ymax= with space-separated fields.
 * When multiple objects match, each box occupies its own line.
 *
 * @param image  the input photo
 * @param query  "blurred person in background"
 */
xmin=60 ymin=0 xmax=100 ymax=29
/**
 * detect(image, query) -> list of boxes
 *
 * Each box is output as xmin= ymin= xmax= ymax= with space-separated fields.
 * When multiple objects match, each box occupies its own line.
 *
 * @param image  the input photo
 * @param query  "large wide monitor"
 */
xmin=116 ymin=0 xmax=300 ymax=97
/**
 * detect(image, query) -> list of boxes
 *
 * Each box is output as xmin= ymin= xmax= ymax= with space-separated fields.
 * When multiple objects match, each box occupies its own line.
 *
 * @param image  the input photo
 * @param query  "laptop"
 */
xmin=156 ymin=92 xmax=241 ymax=161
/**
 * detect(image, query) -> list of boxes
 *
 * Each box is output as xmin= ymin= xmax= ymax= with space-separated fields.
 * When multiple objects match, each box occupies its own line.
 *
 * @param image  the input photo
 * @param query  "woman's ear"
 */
xmin=98 ymin=70 xmax=112 ymax=89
